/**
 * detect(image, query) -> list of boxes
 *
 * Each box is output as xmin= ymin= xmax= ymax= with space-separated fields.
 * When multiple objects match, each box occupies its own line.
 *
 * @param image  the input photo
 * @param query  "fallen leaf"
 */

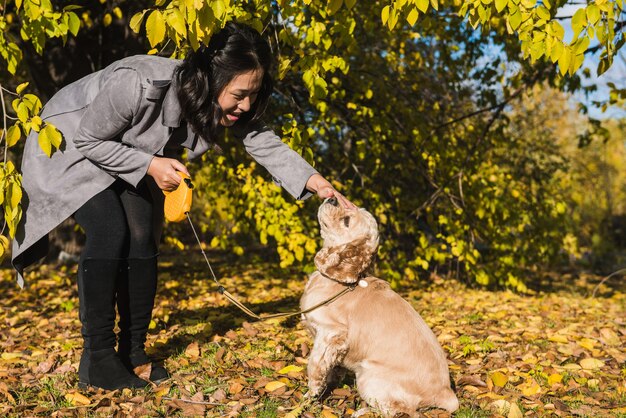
xmin=491 ymin=371 xmax=508 ymax=387
xmin=599 ymin=328 xmax=621 ymax=346
xmin=508 ymin=402 xmax=523 ymax=418
xmin=229 ymin=381 xmax=244 ymax=394
xmin=457 ymin=375 xmax=487 ymax=387
xmin=548 ymin=373 xmax=563 ymax=385
xmin=490 ymin=399 xmax=511 ymax=414
xmin=548 ymin=334 xmax=569 ymax=343
xmin=278 ymin=364 xmax=303 ymax=374
xmin=265 ymin=381 xmax=286 ymax=391
xmin=65 ymin=391 xmax=91 ymax=406
xmin=579 ymin=358 xmax=604 ymax=370
xmin=184 ymin=342 xmax=200 ymax=359
xmin=517 ymin=379 xmax=542 ymax=397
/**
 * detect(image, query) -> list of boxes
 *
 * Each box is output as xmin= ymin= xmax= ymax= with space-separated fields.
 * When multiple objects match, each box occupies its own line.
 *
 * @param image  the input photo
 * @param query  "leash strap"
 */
xmin=185 ymin=213 xmax=355 ymax=321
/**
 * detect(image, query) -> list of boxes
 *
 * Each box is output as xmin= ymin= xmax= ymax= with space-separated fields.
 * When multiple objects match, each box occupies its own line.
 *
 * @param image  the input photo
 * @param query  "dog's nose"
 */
xmin=327 ymin=197 xmax=338 ymax=206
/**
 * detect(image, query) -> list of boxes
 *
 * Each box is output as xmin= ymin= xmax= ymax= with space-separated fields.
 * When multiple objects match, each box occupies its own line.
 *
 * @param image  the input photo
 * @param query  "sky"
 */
xmin=558 ymin=2 xmax=626 ymax=120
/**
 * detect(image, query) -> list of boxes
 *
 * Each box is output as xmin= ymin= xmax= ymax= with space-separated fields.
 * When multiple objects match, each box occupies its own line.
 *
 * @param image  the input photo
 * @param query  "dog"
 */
xmin=300 ymin=198 xmax=459 ymax=417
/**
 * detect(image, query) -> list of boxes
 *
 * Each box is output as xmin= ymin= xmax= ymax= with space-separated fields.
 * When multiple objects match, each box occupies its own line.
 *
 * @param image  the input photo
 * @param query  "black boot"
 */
xmin=117 ymin=256 xmax=169 ymax=383
xmin=77 ymin=258 xmax=149 ymax=390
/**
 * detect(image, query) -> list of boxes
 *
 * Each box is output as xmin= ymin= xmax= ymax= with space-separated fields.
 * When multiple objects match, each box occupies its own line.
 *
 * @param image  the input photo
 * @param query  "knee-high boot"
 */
xmin=77 ymin=258 xmax=149 ymax=390
xmin=117 ymin=255 xmax=169 ymax=383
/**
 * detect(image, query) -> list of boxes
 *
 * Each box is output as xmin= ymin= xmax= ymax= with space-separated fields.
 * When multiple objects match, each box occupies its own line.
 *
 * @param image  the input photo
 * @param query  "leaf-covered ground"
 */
xmin=1 ymin=249 xmax=624 ymax=417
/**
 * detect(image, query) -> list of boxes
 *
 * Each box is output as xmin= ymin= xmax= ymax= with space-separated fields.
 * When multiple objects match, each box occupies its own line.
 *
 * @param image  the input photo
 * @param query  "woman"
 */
xmin=12 ymin=22 xmax=354 ymax=390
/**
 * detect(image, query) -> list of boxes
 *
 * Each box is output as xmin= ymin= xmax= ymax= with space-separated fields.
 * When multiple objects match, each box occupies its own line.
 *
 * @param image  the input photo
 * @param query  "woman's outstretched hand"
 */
xmin=306 ymin=173 xmax=357 ymax=210
xmin=147 ymin=157 xmax=190 ymax=191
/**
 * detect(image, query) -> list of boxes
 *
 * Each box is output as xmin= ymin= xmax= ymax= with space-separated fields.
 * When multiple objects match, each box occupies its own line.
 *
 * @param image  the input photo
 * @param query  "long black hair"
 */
xmin=174 ymin=22 xmax=274 ymax=143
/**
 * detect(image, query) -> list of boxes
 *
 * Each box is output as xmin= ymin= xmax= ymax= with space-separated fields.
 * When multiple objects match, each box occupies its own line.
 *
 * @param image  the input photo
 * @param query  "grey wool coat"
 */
xmin=12 ymin=55 xmax=318 ymax=287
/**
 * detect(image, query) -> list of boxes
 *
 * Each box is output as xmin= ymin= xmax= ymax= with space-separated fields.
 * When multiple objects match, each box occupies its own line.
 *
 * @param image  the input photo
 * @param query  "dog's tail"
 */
xmin=437 ymin=388 xmax=460 ymax=412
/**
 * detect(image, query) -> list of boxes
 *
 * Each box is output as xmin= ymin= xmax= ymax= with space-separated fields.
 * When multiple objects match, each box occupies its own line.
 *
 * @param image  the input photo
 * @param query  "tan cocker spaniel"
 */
xmin=300 ymin=198 xmax=459 ymax=417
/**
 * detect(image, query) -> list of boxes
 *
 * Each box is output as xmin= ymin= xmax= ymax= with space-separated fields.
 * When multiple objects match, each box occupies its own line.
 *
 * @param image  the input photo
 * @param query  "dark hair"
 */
xmin=174 ymin=22 xmax=274 ymax=143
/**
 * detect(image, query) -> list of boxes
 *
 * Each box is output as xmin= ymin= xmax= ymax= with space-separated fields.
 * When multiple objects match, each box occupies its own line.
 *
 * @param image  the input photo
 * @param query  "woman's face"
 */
xmin=217 ymin=69 xmax=264 ymax=127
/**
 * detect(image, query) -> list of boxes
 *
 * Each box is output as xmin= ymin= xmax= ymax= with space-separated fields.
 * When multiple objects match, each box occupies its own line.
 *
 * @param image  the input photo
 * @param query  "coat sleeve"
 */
xmin=234 ymin=123 xmax=319 ymax=200
xmin=73 ymin=68 xmax=154 ymax=187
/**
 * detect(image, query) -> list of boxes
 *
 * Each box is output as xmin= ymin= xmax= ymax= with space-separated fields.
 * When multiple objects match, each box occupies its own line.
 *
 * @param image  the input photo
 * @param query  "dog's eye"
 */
xmin=343 ymin=216 xmax=350 ymax=227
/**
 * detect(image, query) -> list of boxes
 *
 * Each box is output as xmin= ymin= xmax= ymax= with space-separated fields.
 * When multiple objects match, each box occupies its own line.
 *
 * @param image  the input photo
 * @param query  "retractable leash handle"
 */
xmin=163 ymin=172 xmax=193 ymax=223
xmin=162 ymin=172 xmax=354 ymax=321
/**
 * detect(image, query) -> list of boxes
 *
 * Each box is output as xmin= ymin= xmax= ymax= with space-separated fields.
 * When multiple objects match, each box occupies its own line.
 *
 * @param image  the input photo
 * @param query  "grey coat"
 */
xmin=12 ymin=55 xmax=318 ymax=287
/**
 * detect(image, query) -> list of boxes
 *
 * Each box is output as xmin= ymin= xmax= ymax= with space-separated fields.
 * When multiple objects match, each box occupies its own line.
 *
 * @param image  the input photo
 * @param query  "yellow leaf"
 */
xmin=578 ymin=338 xmax=596 ymax=350
xmin=65 ymin=391 xmax=91 ymax=406
xmin=490 ymin=399 xmax=511 ymax=414
xmin=491 ymin=371 xmax=508 ymax=387
xmin=6 ymin=125 xmax=21 ymax=147
xmin=579 ymin=358 xmax=604 ymax=370
xmin=278 ymin=365 xmax=303 ymax=374
xmin=381 ymin=5 xmax=390 ymax=25
xmin=103 ymin=13 xmax=112 ymax=27
xmin=16 ymin=82 xmax=29 ymax=95
xmin=146 ymin=10 xmax=166 ymax=47
xmin=548 ymin=334 xmax=568 ymax=343
xmin=548 ymin=373 xmax=563 ymax=385
xmin=508 ymin=402 xmax=523 ymax=418
xmin=321 ymin=410 xmax=338 ymax=418
xmin=518 ymin=379 xmax=541 ymax=396
xmin=1 ymin=352 xmax=22 ymax=360
xmin=407 ymin=8 xmax=419 ymax=26
xmin=129 ymin=11 xmax=146 ymax=33
xmin=599 ymin=328 xmax=621 ymax=346
xmin=264 ymin=381 xmax=286 ymax=391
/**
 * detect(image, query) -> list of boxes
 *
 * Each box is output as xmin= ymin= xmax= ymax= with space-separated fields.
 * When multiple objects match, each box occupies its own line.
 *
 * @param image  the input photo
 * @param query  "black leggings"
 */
xmin=74 ymin=179 xmax=158 ymax=260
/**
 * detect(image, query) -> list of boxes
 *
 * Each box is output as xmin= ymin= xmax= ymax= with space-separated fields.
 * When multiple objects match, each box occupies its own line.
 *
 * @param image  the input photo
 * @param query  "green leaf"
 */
xmin=345 ymin=0 xmax=356 ymax=8
xmin=495 ymin=0 xmax=508 ymax=13
xmin=6 ymin=126 xmax=21 ymax=147
xmin=328 ymin=0 xmax=343 ymax=15
xmin=407 ymin=8 xmax=419 ymax=26
xmin=597 ymin=56 xmax=611 ymax=75
xmin=146 ymin=10 xmax=166 ymax=47
xmin=67 ymin=12 xmax=80 ymax=36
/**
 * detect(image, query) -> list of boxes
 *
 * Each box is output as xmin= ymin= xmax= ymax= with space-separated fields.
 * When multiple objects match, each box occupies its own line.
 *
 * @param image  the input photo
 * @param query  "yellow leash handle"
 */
xmin=163 ymin=172 xmax=193 ymax=223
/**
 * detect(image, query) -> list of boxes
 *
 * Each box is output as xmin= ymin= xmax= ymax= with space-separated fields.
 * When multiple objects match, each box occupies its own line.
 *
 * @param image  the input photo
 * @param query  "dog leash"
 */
xmin=164 ymin=173 xmax=356 ymax=321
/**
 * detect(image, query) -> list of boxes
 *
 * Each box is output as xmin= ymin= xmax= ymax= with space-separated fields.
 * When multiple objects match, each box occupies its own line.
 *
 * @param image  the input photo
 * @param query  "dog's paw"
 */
xmin=351 ymin=407 xmax=373 ymax=417
xmin=305 ymin=382 xmax=324 ymax=399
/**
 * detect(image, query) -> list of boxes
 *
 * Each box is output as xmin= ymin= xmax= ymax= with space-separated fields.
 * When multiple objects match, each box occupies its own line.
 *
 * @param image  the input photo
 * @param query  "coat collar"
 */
xmin=161 ymin=77 xmax=183 ymax=128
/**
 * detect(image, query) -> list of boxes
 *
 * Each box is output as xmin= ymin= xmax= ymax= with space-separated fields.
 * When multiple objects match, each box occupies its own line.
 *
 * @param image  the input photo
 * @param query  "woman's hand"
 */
xmin=147 ymin=157 xmax=190 ymax=191
xmin=306 ymin=173 xmax=357 ymax=210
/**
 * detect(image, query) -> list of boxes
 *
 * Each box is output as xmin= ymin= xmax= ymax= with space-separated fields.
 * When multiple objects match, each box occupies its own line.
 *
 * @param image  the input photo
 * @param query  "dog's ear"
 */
xmin=315 ymin=238 xmax=375 ymax=284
